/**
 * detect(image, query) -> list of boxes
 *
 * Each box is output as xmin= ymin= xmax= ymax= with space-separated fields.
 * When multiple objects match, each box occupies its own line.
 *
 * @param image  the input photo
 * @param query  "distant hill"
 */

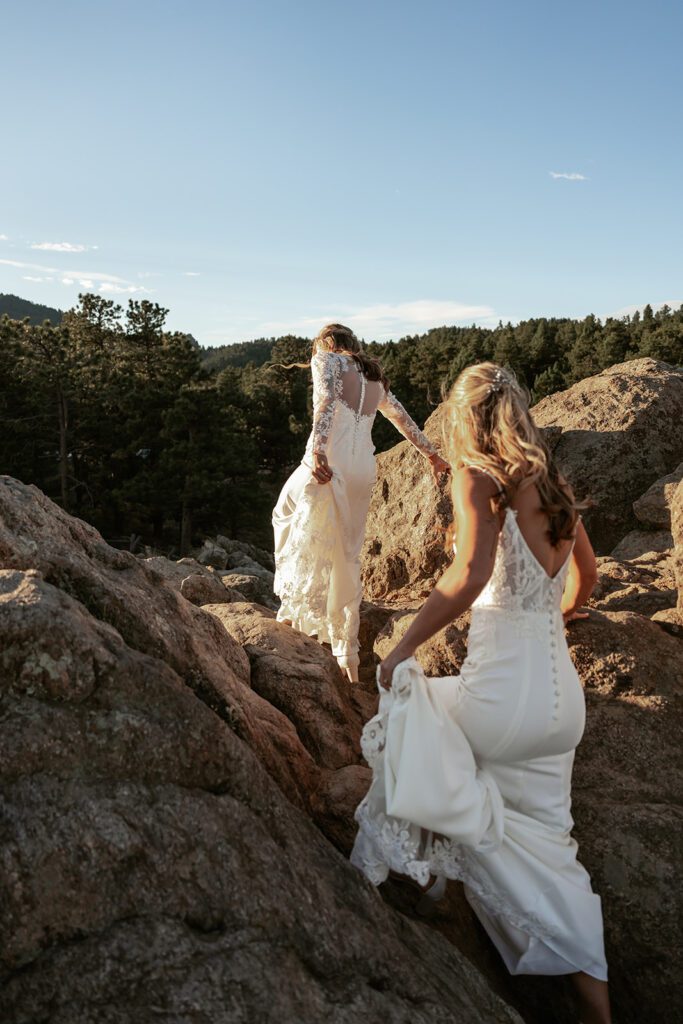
xmin=201 ymin=338 xmax=276 ymax=372
xmin=0 ymin=293 xmax=63 ymax=325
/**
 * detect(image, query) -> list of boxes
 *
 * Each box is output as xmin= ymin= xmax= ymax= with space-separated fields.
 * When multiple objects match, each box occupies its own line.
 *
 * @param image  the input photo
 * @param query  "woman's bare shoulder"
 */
xmin=452 ymin=466 xmax=502 ymax=507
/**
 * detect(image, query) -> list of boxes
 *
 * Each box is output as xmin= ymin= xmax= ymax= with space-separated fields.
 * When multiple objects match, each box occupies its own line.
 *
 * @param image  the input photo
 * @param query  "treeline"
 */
xmin=0 ymin=292 xmax=62 ymax=326
xmin=1 ymin=296 xmax=682 ymax=552
xmin=0 ymin=297 xmax=321 ymax=551
xmin=203 ymin=304 xmax=683 ymax=454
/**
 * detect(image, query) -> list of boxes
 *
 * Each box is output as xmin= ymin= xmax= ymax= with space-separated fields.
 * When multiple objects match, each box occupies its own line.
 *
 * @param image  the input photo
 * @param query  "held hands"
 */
xmin=428 ymin=452 xmax=451 ymax=486
xmin=312 ymin=451 xmax=333 ymax=484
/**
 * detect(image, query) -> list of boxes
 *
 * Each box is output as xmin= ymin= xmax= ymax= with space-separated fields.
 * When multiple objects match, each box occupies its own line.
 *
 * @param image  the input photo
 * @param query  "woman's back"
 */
xmin=464 ymin=468 xmax=577 ymax=616
xmin=309 ymin=349 xmax=437 ymax=459
xmin=337 ymin=354 xmax=384 ymax=417
xmin=467 ymin=465 xmax=576 ymax=577
xmin=508 ymin=482 xmax=575 ymax=581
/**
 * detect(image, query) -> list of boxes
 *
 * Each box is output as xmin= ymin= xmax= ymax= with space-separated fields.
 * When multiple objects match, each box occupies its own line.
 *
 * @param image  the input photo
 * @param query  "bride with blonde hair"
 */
xmin=351 ymin=362 xmax=611 ymax=1024
xmin=273 ymin=323 xmax=449 ymax=681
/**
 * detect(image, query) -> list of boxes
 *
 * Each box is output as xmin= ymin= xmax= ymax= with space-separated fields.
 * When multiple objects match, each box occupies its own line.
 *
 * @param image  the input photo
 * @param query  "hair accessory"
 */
xmin=488 ymin=367 xmax=514 ymax=395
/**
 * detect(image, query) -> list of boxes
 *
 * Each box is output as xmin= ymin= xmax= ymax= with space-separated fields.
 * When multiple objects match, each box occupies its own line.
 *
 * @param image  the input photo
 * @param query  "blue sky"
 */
xmin=1 ymin=0 xmax=681 ymax=345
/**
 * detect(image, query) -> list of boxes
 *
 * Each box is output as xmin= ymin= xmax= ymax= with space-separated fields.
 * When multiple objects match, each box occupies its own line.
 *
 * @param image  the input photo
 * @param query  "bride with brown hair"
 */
xmin=272 ymin=323 xmax=449 ymax=682
xmin=351 ymin=362 xmax=611 ymax=1024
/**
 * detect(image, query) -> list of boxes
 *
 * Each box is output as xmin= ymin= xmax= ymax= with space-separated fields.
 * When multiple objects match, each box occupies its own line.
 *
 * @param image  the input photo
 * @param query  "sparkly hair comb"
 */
xmin=488 ymin=367 xmax=514 ymax=395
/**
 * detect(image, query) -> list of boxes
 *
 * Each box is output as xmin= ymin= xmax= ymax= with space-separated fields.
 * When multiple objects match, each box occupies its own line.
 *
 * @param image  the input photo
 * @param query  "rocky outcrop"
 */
xmin=362 ymin=359 xmax=683 ymax=602
xmin=633 ymin=462 xmax=683 ymax=529
xmin=652 ymin=479 xmax=683 ymax=635
xmin=565 ymin=612 xmax=683 ymax=1019
xmin=589 ymin=555 xmax=676 ymax=617
xmin=144 ymin=556 xmax=242 ymax=606
xmin=203 ymin=602 xmax=368 ymax=772
xmin=0 ymin=481 xmax=523 ymax=1024
xmin=532 ymin=359 xmax=683 ymax=553
xmin=674 ymin=480 xmax=683 ymax=599
xmin=218 ymin=569 xmax=277 ymax=609
xmin=196 ymin=538 xmax=229 ymax=568
xmin=216 ymin=534 xmax=275 ymax=572
xmin=610 ymin=529 xmax=673 ymax=562
xmin=0 ymin=477 xmax=314 ymax=809
xmin=196 ymin=536 xmax=279 ymax=609
xmin=361 ymin=411 xmax=451 ymax=603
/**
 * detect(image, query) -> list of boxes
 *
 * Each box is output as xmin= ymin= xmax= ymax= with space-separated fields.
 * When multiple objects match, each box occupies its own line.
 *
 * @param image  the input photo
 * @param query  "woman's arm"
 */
xmin=377 ymin=389 xmax=437 ymax=456
xmin=377 ymin=389 xmax=449 ymax=483
xmin=377 ymin=469 xmax=501 ymax=688
xmin=310 ymin=351 xmax=338 ymax=483
xmin=561 ymin=518 xmax=598 ymax=621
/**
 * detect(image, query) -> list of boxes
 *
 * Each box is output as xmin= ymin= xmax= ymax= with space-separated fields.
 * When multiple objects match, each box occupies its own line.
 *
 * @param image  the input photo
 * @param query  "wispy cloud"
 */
xmin=98 ymin=282 xmax=149 ymax=294
xmin=259 ymin=299 xmax=500 ymax=342
xmin=30 ymin=241 xmax=97 ymax=253
xmin=2 ymin=257 xmax=150 ymax=296
xmin=183 ymin=271 xmax=201 ymax=277
xmin=0 ymin=233 xmax=8 ymax=241
xmin=1 ymin=257 xmax=116 ymax=280
xmin=549 ymin=171 xmax=588 ymax=181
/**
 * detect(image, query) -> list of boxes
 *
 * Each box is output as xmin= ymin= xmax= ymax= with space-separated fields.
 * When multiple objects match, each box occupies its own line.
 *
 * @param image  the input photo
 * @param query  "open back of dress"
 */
xmin=338 ymin=361 xmax=384 ymax=418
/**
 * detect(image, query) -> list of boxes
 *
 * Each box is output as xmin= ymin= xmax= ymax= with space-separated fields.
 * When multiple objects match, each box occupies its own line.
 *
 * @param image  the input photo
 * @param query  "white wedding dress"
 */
xmin=351 ymin=475 xmax=608 ymax=981
xmin=273 ymin=350 xmax=436 ymax=674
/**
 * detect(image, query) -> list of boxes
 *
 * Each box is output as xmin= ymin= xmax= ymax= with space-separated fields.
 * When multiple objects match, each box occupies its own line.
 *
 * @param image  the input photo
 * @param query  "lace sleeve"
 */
xmin=311 ymin=350 xmax=339 ymax=453
xmin=377 ymin=389 xmax=437 ymax=457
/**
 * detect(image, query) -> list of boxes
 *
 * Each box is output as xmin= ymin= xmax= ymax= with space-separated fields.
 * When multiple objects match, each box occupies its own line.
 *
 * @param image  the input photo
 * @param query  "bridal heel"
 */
xmin=416 ymin=874 xmax=447 ymax=917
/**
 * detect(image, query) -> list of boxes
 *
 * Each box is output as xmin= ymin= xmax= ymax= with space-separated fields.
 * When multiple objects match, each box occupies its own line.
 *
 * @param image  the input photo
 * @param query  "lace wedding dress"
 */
xmin=351 ymin=476 xmax=608 ymax=980
xmin=273 ymin=349 xmax=436 ymax=675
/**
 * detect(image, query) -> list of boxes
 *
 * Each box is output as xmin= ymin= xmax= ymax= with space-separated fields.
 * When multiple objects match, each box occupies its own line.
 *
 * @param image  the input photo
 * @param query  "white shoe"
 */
xmin=416 ymin=875 xmax=447 ymax=916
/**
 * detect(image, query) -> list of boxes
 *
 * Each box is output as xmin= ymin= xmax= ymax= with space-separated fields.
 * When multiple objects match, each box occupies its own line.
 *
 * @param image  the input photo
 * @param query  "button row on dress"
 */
xmin=549 ymin=606 xmax=560 ymax=721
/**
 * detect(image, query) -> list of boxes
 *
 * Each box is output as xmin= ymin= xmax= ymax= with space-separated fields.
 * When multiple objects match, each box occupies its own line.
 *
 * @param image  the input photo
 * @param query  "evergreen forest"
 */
xmin=1 ymin=292 xmax=682 ymax=552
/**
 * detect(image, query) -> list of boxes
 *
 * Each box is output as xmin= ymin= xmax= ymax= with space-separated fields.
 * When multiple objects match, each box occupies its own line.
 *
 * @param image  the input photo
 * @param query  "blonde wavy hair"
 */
xmin=444 ymin=362 xmax=582 ymax=546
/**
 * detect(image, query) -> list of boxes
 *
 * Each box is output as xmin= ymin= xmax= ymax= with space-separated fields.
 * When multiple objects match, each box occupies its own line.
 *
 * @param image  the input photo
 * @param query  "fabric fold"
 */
xmin=380 ymin=658 xmax=504 ymax=851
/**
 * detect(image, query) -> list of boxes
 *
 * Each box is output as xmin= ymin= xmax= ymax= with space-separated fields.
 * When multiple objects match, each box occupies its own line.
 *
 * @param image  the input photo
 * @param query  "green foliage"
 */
xmin=201 ymin=337 xmax=277 ymax=372
xmin=1 ymin=296 xmax=682 ymax=554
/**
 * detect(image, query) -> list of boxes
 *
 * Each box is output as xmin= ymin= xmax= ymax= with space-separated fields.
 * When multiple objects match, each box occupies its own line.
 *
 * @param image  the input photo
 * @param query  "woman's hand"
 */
xmin=378 ymin=643 xmax=414 ymax=690
xmin=428 ymin=452 xmax=450 ymax=486
xmin=563 ymin=608 xmax=590 ymax=624
xmin=312 ymin=451 xmax=333 ymax=484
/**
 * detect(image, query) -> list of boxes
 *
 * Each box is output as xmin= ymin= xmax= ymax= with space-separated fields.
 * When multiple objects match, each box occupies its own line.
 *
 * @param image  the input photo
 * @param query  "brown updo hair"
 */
xmin=312 ymin=323 xmax=389 ymax=390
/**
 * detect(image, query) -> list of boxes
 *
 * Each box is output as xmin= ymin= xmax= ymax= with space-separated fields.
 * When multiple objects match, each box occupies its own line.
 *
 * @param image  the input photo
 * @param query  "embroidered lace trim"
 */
xmin=352 ymin=801 xmax=556 ymax=941
xmin=310 ymin=350 xmax=342 ymax=453
xmin=377 ymin=390 xmax=437 ymax=457
xmin=473 ymin=509 xmax=573 ymax=615
xmin=310 ymin=350 xmax=436 ymax=458
xmin=273 ymin=475 xmax=358 ymax=657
